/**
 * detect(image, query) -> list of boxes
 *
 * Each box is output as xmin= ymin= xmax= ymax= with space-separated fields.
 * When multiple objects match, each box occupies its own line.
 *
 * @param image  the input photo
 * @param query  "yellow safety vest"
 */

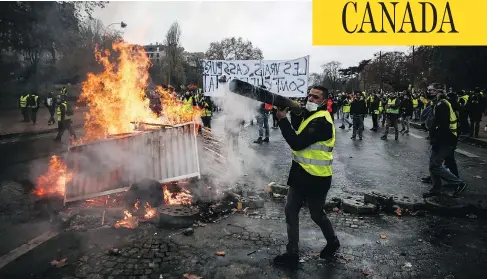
xmin=20 ymin=94 xmax=29 ymax=108
xmin=434 ymin=99 xmax=457 ymax=136
xmin=342 ymin=100 xmax=350 ymax=113
xmin=56 ymin=102 xmax=71 ymax=121
xmin=386 ymin=99 xmax=399 ymax=114
xmin=292 ymin=110 xmax=335 ymax=177
xmin=459 ymin=95 xmax=469 ymax=104
xmin=412 ymin=99 xmax=418 ymax=108
xmin=183 ymin=97 xmax=193 ymax=112
xmin=374 ymin=100 xmax=382 ymax=114
xmin=202 ymin=102 xmax=212 ymax=117
xmin=61 ymin=88 xmax=67 ymax=96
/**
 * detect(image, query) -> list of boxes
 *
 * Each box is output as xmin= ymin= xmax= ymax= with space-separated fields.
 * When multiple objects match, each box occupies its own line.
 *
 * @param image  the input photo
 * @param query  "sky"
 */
xmin=93 ymin=1 xmax=409 ymax=73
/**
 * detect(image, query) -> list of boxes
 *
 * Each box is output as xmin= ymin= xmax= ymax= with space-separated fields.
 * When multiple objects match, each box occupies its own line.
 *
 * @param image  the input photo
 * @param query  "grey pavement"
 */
xmin=0 ymin=106 xmax=85 ymax=139
xmin=0 ymin=112 xmax=486 ymax=279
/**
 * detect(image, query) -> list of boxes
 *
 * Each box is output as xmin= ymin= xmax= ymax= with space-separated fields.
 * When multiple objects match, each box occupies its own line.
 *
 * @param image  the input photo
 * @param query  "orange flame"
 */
xmin=163 ymin=185 xmax=192 ymax=205
xmin=33 ymin=155 xmax=72 ymax=197
xmin=76 ymin=42 xmax=199 ymax=144
xmin=144 ymin=202 xmax=156 ymax=219
xmin=114 ymin=210 xmax=138 ymax=229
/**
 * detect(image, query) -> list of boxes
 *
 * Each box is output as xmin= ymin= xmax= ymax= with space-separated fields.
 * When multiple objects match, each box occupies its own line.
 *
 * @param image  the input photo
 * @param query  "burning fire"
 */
xmin=114 ymin=210 xmax=138 ymax=229
xmin=144 ymin=202 xmax=156 ymax=219
xmin=33 ymin=155 xmax=72 ymax=197
xmin=163 ymin=185 xmax=192 ymax=205
xmin=77 ymin=42 xmax=199 ymax=144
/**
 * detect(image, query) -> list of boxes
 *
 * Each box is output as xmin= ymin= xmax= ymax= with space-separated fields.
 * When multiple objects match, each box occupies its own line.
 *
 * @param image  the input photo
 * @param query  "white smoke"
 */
xmin=202 ymin=85 xmax=278 ymax=195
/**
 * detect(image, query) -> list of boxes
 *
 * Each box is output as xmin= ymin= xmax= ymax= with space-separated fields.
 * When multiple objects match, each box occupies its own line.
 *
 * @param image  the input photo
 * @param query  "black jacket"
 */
xmin=350 ymin=99 xmax=367 ymax=115
xmin=401 ymin=98 xmax=414 ymax=116
xmin=429 ymin=100 xmax=458 ymax=148
xmin=278 ymin=107 xmax=333 ymax=188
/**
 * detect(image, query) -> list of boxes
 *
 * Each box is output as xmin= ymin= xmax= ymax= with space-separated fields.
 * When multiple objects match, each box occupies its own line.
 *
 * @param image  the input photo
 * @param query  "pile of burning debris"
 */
xmin=54 ymin=176 xmax=264 ymax=232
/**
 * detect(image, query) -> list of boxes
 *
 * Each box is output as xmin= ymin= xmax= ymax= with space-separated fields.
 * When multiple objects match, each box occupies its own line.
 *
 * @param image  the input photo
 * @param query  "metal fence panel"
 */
xmin=64 ymin=122 xmax=200 ymax=204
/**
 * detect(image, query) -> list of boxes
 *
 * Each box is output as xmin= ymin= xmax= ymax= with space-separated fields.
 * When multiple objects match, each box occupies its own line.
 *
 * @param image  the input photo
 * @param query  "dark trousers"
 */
xmin=429 ymin=145 xmax=463 ymax=191
xmin=469 ymin=117 xmax=480 ymax=137
xmin=372 ymin=113 xmax=378 ymax=129
xmin=285 ymin=177 xmax=336 ymax=254
xmin=21 ymin=107 xmax=30 ymax=122
xmin=55 ymin=120 xmax=77 ymax=140
xmin=31 ymin=107 xmax=39 ymax=124
xmin=201 ymin=116 xmax=212 ymax=128
xmin=460 ymin=113 xmax=470 ymax=135
xmin=272 ymin=111 xmax=278 ymax=127
xmin=48 ymin=107 xmax=56 ymax=125
xmin=352 ymin=115 xmax=364 ymax=138
xmin=381 ymin=112 xmax=387 ymax=126
xmin=383 ymin=114 xmax=399 ymax=136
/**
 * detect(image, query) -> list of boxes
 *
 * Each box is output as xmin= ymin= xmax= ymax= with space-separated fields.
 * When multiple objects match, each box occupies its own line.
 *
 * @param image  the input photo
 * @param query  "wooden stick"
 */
xmin=101 ymin=210 xmax=106 ymax=225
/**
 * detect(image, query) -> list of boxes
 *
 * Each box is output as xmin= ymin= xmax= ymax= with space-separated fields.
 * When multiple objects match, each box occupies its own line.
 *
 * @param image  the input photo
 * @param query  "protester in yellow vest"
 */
xmin=412 ymin=95 xmax=419 ymax=120
xmin=273 ymin=85 xmax=339 ymax=268
xmin=424 ymin=93 xmax=466 ymax=198
xmin=182 ymin=91 xmax=195 ymax=113
xmin=339 ymin=96 xmax=352 ymax=129
xmin=28 ymin=92 xmax=40 ymax=124
xmin=200 ymin=96 xmax=213 ymax=129
xmin=369 ymin=94 xmax=381 ymax=131
xmin=381 ymin=93 xmax=400 ymax=140
xmin=19 ymin=93 xmax=30 ymax=122
xmin=54 ymin=97 xmax=77 ymax=141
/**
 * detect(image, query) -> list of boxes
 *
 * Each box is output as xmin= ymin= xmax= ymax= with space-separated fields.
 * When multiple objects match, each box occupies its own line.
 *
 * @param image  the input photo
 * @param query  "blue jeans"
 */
xmin=257 ymin=112 xmax=269 ymax=138
xmin=429 ymin=145 xmax=463 ymax=191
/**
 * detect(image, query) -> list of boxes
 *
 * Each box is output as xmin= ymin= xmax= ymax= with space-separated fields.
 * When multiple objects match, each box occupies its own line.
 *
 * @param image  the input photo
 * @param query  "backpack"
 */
xmin=420 ymin=104 xmax=435 ymax=129
xmin=27 ymin=95 xmax=37 ymax=107
xmin=65 ymin=102 xmax=74 ymax=116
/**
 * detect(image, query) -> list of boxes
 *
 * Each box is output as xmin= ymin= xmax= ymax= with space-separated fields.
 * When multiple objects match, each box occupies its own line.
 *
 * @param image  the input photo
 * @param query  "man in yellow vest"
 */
xmin=381 ymin=93 xmax=400 ymax=140
xmin=412 ymin=94 xmax=419 ymax=121
xmin=338 ymin=95 xmax=352 ymax=129
xmin=273 ymin=85 xmax=339 ymax=268
xmin=19 ymin=93 xmax=31 ymax=122
xmin=28 ymin=92 xmax=40 ymax=125
xmin=54 ymin=96 xmax=77 ymax=141
xmin=369 ymin=94 xmax=382 ymax=131
xmin=200 ymin=96 xmax=213 ymax=129
xmin=424 ymin=93 xmax=466 ymax=198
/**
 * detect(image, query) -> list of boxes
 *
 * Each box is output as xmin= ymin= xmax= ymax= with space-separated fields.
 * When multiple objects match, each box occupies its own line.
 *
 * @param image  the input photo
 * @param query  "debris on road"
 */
xmin=379 ymin=234 xmax=388 ymax=239
xmin=50 ymin=258 xmax=67 ymax=268
xmin=466 ymin=214 xmax=478 ymax=219
xmin=474 ymin=175 xmax=482 ymax=179
xmin=360 ymin=267 xmax=374 ymax=276
xmin=215 ymin=251 xmax=225 ymax=256
xmin=183 ymin=273 xmax=202 ymax=279
xmin=183 ymin=228 xmax=194 ymax=236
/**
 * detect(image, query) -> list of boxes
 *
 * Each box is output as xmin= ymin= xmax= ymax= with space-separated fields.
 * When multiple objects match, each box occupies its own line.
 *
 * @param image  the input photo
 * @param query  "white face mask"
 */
xmin=305 ymin=101 xmax=322 ymax=112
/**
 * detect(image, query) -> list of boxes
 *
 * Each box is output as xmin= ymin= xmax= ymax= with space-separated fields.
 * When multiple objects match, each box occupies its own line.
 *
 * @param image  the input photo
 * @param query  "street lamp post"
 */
xmin=103 ymin=21 xmax=127 ymax=43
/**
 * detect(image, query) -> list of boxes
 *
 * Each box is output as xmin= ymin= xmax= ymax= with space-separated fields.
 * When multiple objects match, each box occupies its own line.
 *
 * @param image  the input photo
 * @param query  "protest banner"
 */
xmin=201 ymin=56 xmax=309 ymax=97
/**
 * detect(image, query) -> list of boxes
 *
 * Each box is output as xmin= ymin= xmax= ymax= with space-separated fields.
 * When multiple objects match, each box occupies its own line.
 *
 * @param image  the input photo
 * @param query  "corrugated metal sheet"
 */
xmin=64 ymin=122 xmax=200 ymax=204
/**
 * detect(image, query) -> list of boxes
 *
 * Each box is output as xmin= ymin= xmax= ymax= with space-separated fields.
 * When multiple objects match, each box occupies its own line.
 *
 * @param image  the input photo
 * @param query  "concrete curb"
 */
xmin=0 ymin=124 xmax=83 ymax=141
xmin=410 ymin=121 xmax=487 ymax=148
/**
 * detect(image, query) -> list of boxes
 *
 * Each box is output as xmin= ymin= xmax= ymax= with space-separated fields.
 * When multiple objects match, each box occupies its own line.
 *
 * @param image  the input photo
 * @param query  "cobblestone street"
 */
xmin=1 ymin=115 xmax=487 ymax=279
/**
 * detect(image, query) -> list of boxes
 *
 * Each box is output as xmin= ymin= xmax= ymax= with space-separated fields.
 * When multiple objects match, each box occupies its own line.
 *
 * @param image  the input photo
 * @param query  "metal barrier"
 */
xmin=64 ymin=122 xmax=200 ymax=204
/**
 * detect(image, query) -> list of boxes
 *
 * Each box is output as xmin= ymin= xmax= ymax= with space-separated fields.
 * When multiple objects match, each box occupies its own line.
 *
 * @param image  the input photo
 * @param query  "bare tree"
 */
xmin=205 ymin=37 xmax=263 ymax=60
xmin=321 ymin=61 xmax=342 ymax=90
xmin=163 ymin=21 xmax=185 ymax=87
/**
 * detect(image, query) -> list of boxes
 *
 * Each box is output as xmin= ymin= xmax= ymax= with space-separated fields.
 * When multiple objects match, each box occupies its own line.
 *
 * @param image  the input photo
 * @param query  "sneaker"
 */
xmin=253 ymin=137 xmax=263 ymax=144
xmin=339 ymin=125 xmax=345 ymax=129
xmin=348 ymin=124 xmax=352 ymax=129
xmin=359 ymin=137 xmax=363 ymax=140
xmin=380 ymin=135 xmax=387 ymax=140
xmin=263 ymin=137 xmax=269 ymax=143
xmin=273 ymin=252 xmax=299 ymax=267
xmin=453 ymin=182 xmax=467 ymax=196
xmin=320 ymin=237 xmax=340 ymax=259
xmin=351 ymin=136 xmax=356 ymax=140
